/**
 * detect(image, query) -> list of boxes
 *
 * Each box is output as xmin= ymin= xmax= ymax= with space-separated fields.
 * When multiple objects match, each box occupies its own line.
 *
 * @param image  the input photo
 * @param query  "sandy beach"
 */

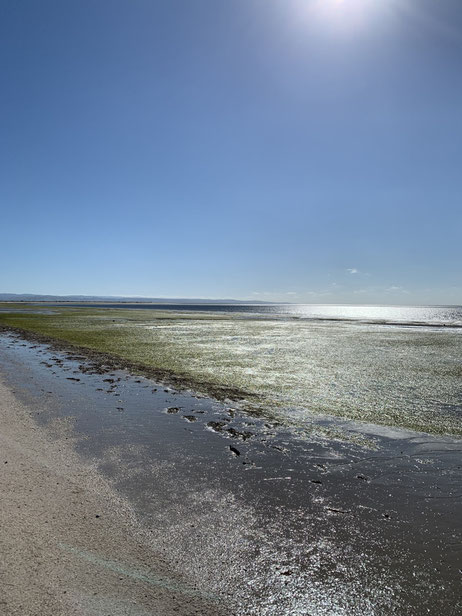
xmin=0 ymin=375 xmax=223 ymax=616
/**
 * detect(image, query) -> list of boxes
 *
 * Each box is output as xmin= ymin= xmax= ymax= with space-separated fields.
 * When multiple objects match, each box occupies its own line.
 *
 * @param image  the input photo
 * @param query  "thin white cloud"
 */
xmin=386 ymin=286 xmax=410 ymax=294
xmin=347 ymin=268 xmax=359 ymax=275
xmin=305 ymin=290 xmax=333 ymax=298
xmin=352 ymin=285 xmax=410 ymax=296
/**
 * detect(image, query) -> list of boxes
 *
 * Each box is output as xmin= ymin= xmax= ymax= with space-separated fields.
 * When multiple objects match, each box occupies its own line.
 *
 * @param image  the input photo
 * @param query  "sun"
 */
xmin=300 ymin=0 xmax=381 ymax=32
xmin=322 ymin=0 xmax=370 ymax=13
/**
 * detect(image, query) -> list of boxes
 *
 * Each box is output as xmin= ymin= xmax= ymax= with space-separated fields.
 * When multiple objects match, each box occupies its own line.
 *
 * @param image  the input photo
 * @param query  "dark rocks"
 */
xmin=226 ymin=427 xmax=253 ymax=441
xmin=207 ymin=421 xmax=227 ymax=432
xmin=326 ymin=507 xmax=350 ymax=515
xmin=271 ymin=444 xmax=287 ymax=452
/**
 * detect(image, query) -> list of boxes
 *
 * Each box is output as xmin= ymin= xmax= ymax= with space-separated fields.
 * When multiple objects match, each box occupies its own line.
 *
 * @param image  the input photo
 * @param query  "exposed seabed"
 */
xmin=0 ymin=331 xmax=461 ymax=615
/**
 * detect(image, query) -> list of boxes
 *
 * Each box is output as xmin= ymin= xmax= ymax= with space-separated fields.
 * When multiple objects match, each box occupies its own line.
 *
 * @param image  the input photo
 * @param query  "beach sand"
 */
xmin=0 ymin=376 xmax=222 ymax=616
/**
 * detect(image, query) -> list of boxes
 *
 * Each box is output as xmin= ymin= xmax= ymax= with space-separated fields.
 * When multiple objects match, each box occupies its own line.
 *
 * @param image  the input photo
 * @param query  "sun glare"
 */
xmin=298 ymin=0 xmax=383 ymax=33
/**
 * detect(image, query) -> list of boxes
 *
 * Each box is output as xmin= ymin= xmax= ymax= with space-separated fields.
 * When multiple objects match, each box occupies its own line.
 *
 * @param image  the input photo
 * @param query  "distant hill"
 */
xmin=0 ymin=293 xmax=273 ymax=304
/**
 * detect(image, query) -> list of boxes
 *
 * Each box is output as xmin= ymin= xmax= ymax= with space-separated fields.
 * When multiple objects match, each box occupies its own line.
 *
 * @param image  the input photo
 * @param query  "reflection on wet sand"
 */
xmin=0 ymin=332 xmax=460 ymax=615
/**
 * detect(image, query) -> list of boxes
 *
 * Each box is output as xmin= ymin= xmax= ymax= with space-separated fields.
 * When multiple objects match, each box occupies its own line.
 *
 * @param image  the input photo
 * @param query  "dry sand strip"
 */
xmin=0 ymin=376 xmax=223 ymax=616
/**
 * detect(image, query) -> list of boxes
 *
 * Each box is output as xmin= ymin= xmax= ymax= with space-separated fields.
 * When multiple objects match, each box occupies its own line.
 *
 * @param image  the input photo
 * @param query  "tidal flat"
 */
xmin=0 ymin=303 xmax=461 ymax=436
xmin=0 ymin=326 xmax=461 ymax=615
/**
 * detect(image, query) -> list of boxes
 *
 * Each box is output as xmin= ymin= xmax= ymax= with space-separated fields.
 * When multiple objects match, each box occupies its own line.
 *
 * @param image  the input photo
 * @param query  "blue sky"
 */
xmin=1 ymin=0 xmax=461 ymax=303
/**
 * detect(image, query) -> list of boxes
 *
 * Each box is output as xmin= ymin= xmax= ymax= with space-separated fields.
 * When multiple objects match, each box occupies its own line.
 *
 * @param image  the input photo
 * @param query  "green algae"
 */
xmin=1 ymin=304 xmax=461 ymax=438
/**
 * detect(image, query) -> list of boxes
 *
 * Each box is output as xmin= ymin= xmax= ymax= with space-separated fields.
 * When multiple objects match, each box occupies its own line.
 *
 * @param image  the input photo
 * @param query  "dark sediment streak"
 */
xmin=0 ymin=324 xmax=257 ymax=404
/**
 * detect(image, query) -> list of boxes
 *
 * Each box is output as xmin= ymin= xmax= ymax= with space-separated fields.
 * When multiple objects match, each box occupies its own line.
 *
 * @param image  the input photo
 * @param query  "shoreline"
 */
xmin=0 ymin=373 xmax=223 ymax=616
xmin=1 ymin=330 xmax=461 ymax=614
xmin=0 ymin=323 xmax=256 ymax=405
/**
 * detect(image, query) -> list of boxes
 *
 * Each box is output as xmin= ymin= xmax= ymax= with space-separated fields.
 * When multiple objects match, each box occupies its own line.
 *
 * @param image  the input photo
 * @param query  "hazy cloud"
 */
xmin=305 ymin=290 xmax=333 ymax=298
xmin=386 ymin=286 xmax=410 ymax=294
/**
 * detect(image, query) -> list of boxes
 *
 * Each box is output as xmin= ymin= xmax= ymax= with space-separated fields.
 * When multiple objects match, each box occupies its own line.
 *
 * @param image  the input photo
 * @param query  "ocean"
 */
xmin=63 ymin=302 xmax=462 ymax=327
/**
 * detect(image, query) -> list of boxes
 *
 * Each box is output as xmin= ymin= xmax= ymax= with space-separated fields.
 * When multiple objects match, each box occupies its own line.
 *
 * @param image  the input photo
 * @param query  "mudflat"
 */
xmin=1 ymin=304 xmax=461 ymax=437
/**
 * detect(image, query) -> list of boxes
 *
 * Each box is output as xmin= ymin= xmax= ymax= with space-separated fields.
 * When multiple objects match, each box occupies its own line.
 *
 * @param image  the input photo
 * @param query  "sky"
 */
xmin=1 ymin=0 xmax=461 ymax=304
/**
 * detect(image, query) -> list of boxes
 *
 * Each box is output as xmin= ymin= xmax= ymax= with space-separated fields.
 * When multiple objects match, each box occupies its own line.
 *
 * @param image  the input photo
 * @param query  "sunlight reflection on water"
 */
xmin=67 ymin=302 xmax=462 ymax=327
xmin=142 ymin=316 xmax=462 ymax=436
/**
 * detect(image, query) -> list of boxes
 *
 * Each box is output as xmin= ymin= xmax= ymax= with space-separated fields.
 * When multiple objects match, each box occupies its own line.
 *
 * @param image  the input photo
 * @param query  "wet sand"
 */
xmin=0 ymin=330 xmax=461 ymax=615
xmin=0 ymin=376 xmax=225 ymax=615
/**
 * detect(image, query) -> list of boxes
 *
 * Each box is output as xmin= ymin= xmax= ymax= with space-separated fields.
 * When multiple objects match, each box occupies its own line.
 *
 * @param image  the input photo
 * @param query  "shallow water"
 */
xmin=9 ymin=303 xmax=462 ymax=436
xmin=51 ymin=302 xmax=462 ymax=327
xmin=135 ymin=318 xmax=462 ymax=436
